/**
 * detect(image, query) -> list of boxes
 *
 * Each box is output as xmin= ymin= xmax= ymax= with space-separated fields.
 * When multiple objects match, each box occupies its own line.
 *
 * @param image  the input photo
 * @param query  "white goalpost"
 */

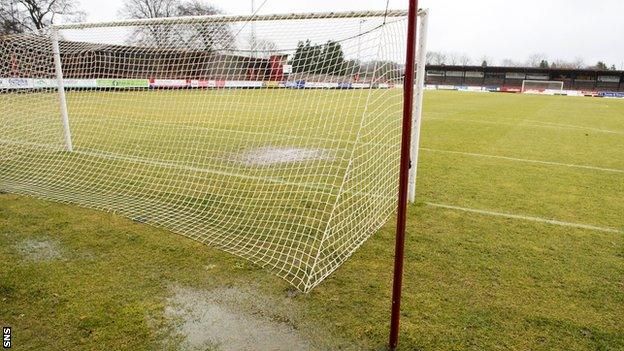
xmin=408 ymin=9 xmax=429 ymax=203
xmin=521 ymin=80 xmax=564 ymax=94
xmin=50 ymin=28 xmax=73 ymax=152
xmin=0 ymin=9 xmax=428 ymax=293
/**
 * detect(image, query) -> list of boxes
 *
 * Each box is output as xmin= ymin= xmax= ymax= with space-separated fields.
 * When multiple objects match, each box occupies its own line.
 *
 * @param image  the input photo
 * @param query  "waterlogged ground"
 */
xmin=164 ymin=286 xmax=312 ymax=351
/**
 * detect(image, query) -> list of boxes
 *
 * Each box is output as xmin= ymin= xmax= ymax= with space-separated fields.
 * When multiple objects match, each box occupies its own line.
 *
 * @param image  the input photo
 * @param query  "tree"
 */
xmin=0 ymin=0 xmax=84 ymax=34
xmin=119 ymin=0 xmax=179 ymax=18
xmin=0 ymin=1 xmax=21 ymax=34
xmin=253 ymin=38 xmax=279 ymax=59
xmin=426 ymin=51 xmax=447 ymax=65
xmin=446 ymin=52 xmax=468 ymax=66
xmin=321 ymin=40 xmax=345 ymax=75
xmin=500 ymin=58 xmax=521 ymax=67
xmin=341 ymin=59 xmax=360 ymax=77
xmin=119 ymin=0 xmax=233 ymax=51
xmin=458 ymin=53 xmax=472 ymax=66
xmin=539 ymin=60 xmax=549 ymax=68
xmin=425 ymin=51 xmax=436 ymax=65
xmin=291 ymin=39 xmax=346 ymax=75
xmin=595 ymin=61 xmax=608 ymax=70
xmin=571 ymin=57 xmax=586 ymax=69
xmin=610 ymin=64 xmax=617 ymax=71
xmin=175 ymin=0 xmax=219 ymax=16
xmin=478 ymin=55 xmax=492 ymax=67
xmin=175 ymin=0 xmax=233 ymax=52
xmin=292 ymin=40 xmax=321 ymax=73
xmin=526 ymin=53 xmax=547 ymax=67
xmin=551 ymin=57 xmax=585 ymax=69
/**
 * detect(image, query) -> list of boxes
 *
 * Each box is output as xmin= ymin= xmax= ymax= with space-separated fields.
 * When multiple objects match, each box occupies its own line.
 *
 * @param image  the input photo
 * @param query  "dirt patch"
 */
xmin=17 ymin=239 xmax=62 ymax=262
xmin=236 ymin=147 xmax=334 ymax=166
xmin=164 ymin=286 xmax=315 ymax=351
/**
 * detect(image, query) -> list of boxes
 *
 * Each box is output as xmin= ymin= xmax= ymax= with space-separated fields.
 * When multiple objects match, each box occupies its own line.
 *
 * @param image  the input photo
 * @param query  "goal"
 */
xmin=0 ymin=9 xmax=428 ymax=293
xmin=521 ymin=80 xmax=564 ymax=94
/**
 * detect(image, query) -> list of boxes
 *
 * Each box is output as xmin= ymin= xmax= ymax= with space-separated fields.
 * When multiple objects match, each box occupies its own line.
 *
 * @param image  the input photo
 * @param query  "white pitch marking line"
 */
xmin=425 ymin=116 xmax=624 ymax=135
xmin=523 ymin=120 xmax=624 ymax=136
xmin=427 ymin=202 xmax=622 ymax=234
xmin=421 ymin=148 xmax=624 ymax=174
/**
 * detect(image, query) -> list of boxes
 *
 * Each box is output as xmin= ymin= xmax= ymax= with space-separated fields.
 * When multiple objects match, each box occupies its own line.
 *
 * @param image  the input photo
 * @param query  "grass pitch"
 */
xmin=1 ymin=90 xmax=623 ymax=350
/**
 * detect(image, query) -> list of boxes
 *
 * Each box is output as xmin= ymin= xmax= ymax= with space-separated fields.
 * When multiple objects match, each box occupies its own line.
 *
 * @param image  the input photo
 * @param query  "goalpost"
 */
xmin=1 ymin=2 xmax=427 ymax=347
xmin=521 ymin=80 xmax=565 ymax=94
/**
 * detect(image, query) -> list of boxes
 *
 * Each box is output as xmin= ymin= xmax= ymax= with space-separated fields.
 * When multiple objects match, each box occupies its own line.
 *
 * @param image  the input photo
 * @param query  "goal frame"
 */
xmin=53 ymin=10 xmax=411 ymax=30
xmin=44 ymin=6 xmax=428 ymax=350
xmin=521 ymin=80 xmax=564 ymax=93
xmin=50 ymin=9 xmax=417 ymax=155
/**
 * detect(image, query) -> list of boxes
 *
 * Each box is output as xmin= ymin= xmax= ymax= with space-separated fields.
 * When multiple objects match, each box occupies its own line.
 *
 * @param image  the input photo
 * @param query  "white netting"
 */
xmin=521 ymin=80 xmax=564 ymax=93
xmin=0 ymin=10 xmax=421 ymax=292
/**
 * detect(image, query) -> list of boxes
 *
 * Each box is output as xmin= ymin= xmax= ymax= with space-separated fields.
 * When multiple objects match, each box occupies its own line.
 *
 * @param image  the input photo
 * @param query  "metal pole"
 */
xmin=389 ymin=0 xmax=418 ymax=349
xmin=51 ymin=28 xmax=73 ymax=152
xmin=54 ymin=11 xmax=409 ymax=30
xmin=408 ymin=9 xmax=429 ymax=203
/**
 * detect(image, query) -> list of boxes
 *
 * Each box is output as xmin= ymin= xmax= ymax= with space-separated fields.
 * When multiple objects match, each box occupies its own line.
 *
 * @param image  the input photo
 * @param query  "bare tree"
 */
xmin=119 ymin=0 xmax=180 ymax=19
xmin=571 ymin=56 xmax=586 ymax=69
xmin=429 ymin=51 xmax=472 ymax=66
xmin=447 ymin=52 xmax=460 ymax=65
xmin=458 ymin=53 xmax=472 ymax=66
xmin=176 ymin=0 xmax=233 ymax=52
xmin=500 ymin=58 xmax=522 ymax=67
xmin=551 ymin=57 xmax=586 ymax=69
xmin=119 ymin=0 xmax=234 ymax=52
xmin=174 ymin=0 xmax=219 ymax=16
xmin=526 ymin=53 xmax=547 ymax=67
xmin=253 ymin=38 xmax=279 ymax=58
xmin=478 ymin=55 xmax=493 ymax=67
xmin=426 ymin=51 xmax=447 ymax=65
xmin=425 ymin=51 xmax=435 ymax=65
xmin=0 ymin=0 xmax=84 ymax=34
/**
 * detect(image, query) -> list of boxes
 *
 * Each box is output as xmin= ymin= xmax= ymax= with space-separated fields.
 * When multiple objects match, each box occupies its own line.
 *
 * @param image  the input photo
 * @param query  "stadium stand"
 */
xmin=426 ymin=65 xmax=624 ymax=92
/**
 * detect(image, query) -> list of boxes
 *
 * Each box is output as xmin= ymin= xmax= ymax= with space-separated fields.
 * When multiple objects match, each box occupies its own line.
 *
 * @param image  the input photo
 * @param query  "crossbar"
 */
xmin=53 ymin=10 xmax=409 ymax=30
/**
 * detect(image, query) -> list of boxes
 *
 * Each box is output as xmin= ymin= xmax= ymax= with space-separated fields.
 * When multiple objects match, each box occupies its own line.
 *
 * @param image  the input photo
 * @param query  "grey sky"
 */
xmin=75 ymin=0 xmax=624 ymax=68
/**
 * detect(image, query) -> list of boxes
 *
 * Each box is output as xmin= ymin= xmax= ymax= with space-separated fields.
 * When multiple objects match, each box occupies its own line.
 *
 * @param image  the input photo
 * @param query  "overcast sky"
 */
xmin=75 ymin=0 xmax=624 ymax=68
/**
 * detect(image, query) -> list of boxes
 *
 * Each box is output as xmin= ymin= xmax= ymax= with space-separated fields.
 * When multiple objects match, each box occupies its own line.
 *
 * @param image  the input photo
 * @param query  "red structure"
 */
xmin=390 ymin=0 xmax=418 ymax=349
xmin=245 ymin=55 xmax=288 ymax=81
xmin=268 ymin=55 xmax=287 ymax=81
xmin=10 ymin=53 xmax=19 ymax=76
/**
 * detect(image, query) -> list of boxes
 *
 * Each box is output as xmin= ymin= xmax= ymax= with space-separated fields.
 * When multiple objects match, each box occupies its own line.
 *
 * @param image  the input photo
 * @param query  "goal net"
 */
xmin=521 ymin=80 xmax=564 ymax=94
xmin=0 ymin=10 xmax=427 ymax=292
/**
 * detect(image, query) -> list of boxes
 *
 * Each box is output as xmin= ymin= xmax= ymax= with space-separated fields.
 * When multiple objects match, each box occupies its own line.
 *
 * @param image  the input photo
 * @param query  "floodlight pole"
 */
xmin=389 ymin=0 xmax=418 ymax=349
xmin=51 ymin=27 xmax=74 ymax=152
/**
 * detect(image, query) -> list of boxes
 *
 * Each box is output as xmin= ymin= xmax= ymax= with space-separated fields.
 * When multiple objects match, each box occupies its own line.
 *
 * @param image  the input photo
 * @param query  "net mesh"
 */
xmin=0 ymin=10 xmax=417 ymax=292
xmin=521 ymin=80 xmax=564 ymax=93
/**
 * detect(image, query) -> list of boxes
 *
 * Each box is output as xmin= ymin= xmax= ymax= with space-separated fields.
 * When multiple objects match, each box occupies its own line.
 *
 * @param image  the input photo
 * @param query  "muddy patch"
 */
xmin=17 ymin=239 xmax=62 ymax=262
xmin=164 ymin=286 xmax=314 ymax=351
xmin=236 ymin=147 xmax=334 ymax=166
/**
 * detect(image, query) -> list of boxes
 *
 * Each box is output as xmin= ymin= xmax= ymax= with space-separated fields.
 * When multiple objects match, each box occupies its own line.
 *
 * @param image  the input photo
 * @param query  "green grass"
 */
xmin=1 ymin=90 xmax=623 ymax=350
xmin=0 ymin=88 xmax=405 ymax=290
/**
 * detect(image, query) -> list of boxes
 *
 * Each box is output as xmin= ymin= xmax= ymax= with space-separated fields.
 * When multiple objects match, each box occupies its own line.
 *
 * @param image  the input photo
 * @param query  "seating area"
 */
xmin=425 ymin=65 xmax=624 ymax=92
